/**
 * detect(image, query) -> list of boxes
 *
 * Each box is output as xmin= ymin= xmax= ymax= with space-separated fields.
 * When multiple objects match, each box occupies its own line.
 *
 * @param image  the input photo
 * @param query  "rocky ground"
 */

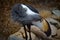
xmin=0 ymin=0 xmax=60 ymax=40
xmin=0 ymin=9 xmax=60 ymax=40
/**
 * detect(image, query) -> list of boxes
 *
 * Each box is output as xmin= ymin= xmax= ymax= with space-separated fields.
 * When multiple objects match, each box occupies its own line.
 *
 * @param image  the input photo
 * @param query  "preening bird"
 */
xmin=11 ymin=3 xmax=42 ymax=40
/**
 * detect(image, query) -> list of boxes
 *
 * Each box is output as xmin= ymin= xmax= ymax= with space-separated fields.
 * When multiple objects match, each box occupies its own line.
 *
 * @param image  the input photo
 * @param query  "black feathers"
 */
xmin=24 ymin=4 xmax=39 ymax=13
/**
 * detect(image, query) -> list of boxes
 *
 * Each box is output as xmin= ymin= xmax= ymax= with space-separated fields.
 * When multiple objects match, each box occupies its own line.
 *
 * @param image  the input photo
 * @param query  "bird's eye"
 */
xmin=24 ymin=8 xmax=27 ymax=11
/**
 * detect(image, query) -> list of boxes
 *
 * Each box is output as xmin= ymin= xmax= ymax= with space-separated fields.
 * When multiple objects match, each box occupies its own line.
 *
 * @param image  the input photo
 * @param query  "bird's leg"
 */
xmin=27 ymin=25 xmax=32 ymax=40
xmin=23 ymin=25 xmax=28 ymax=40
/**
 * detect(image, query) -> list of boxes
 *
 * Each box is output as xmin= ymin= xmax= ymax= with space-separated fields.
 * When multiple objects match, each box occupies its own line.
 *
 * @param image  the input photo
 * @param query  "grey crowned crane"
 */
xmin=11 ymin=4 xmax=42 ymax=40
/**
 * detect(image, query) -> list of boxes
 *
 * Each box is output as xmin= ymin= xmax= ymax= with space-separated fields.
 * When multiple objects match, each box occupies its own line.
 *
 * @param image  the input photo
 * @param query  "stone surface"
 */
xmin=8 ymin=27 xmax=39 ymax=40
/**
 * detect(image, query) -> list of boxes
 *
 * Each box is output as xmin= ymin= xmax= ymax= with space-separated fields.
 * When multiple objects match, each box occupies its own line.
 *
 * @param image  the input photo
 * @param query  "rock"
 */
xmin=8 ymin=27 xmax=39 ymax=40
xmin=52 ymin=9 xmax=60 ymax=17
xmin=8 ymin=36 xmax=25 ymax=40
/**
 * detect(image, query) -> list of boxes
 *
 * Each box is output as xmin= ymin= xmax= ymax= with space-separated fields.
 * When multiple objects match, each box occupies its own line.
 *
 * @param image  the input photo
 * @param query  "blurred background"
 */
xmin=0 ymin=0 xmax=60 ymax=40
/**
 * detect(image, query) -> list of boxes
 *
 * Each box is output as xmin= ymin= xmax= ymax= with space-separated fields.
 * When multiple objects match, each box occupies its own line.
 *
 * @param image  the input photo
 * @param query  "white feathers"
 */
xmin=21 ymin=4 xmax=38 ymax=15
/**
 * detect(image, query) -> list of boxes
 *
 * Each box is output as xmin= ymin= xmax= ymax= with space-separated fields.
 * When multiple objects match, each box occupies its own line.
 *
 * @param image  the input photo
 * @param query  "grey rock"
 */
xmin=8 ymin=35 xmax=25 ymax=40
xmin=52 ymin=9 xmax=60 ymax=16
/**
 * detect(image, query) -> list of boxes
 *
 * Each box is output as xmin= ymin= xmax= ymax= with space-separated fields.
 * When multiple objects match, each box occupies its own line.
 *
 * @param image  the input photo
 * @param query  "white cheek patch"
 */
xmin=26 ymin=9 xmax=38 ymax=15
xmin=32 ymin=21 xmax=43 ymax=30
xmin=21 ymin=4 xmax=38 ymax=15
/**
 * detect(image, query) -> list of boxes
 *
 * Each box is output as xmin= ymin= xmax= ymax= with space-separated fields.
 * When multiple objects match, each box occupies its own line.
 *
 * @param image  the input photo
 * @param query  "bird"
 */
xmin=11 ymin=3 xmax=42 ymax=40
